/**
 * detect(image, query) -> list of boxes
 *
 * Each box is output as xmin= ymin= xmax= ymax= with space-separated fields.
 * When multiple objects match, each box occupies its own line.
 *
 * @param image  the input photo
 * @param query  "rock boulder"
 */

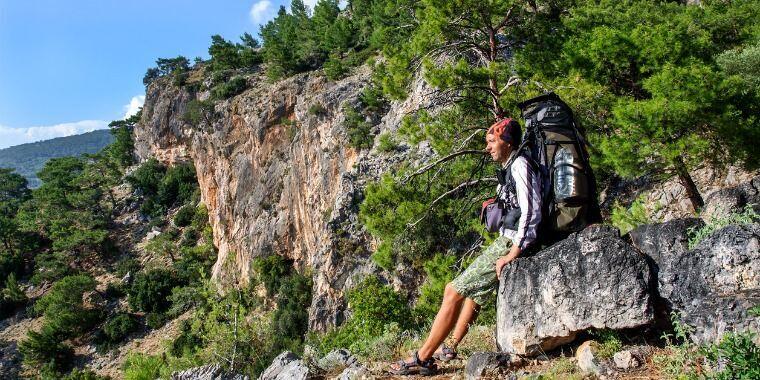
xmin=497 ymin=225 xmax=654 ymax=355
xmin=630 ymin=220 xmax=760 ymax=344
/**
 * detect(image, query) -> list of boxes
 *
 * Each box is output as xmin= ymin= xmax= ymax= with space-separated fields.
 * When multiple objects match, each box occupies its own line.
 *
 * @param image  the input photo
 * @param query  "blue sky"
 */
xmin=0 ymin=0 xmax=316 ymax=149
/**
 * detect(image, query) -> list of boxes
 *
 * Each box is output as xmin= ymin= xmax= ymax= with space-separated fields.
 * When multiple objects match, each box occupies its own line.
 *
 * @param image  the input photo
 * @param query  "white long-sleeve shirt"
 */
xmin=496 ymin=152 xmax=542 ymax=250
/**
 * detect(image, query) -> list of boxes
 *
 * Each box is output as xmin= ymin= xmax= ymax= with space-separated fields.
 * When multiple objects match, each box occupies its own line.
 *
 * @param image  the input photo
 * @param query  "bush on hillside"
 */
xmin=128 ymin=268 xmax=179 ymax=313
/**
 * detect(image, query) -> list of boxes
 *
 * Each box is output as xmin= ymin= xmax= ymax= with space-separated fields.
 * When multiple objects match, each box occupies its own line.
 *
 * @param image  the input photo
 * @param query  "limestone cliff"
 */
xmin=134 ymin=65 xmax=435 ymax=331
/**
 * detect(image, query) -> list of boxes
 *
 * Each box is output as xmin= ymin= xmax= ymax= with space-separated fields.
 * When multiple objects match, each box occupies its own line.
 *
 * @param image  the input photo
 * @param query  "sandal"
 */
xmin=387 ymin=351 xmax=438 ymax=376
xmin=433 ymin=343 xmax=458 ymax=362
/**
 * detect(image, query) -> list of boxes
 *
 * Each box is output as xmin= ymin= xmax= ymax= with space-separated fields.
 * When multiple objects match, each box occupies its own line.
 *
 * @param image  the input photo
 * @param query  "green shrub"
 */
xmin=252 ymin=255 xmax=291 ymax=296
xmin=123 ymin=353 xmax=165 ymax=380
xmin=179 ymin=227 xmax=199 ymax=248
xmin=61 ymin=368 xmax=110 ymax=380
xmin=343 ymin=104 xmax=373 ymax=150
xmin=0 ymin=273 xmax=27 ymax=318
xmin=183 ymin=99 xmax=215 ymax=126
xmin=127 ymin=158 xmax=165 ymax=197
xmin=688 ymin=205 xmax=759 ymax=249
xmin=174 ymin=243 xmax=215 ymax=284
xmin=173 ymin=204 xmax=196 ymax=227
xmin=272 ymin=273 xmax=313 ymax=350
xmin=324 ymin=53 xmax=347 ymax=80
xmin=115 ymin=257 xmax=140 ymax=277
xmin=174 ymin=205 xmax=195 ymax=227
xmin=359 ymin=84 xmax=387 ymax=113
xmin=413 ymin=254 xmax=456 ymax=323
xmin=146 ymin=312 xmax=168 ymax=329
xmin=157 ymin=163 xmax=197 ymax=209
xmin=376 ymin=132 xmax=398 ymax=153
xmin=128 ymin=268 xmax=179 ymax=313
xmin=310 ymin=276 xmax=412 ymax=357
xmin=371 ymin=242 xmax=394 ymax=271
xmin=104 ymin=282 xmax=127 ymax=299
xmin=29 ymin=251 xmax=73 ymax=284
xmin=103 ymin=313 xmax=139 ymax=342
xmin=211 ymin=76 xmax=247 ymax=100
xmin=593 ymin=329 xmax=623 ymax=359
xmin=308 ymin=103 xmax=327 ymax=117
xmin=19 ymin=328 xmax=75 ymax=373
xmin=34 ymin=274 xmax=102 ymax=338
xmin=0 ymin=251 xmax=24 ymax=288
xmin=703 ymin=331 xmax=760 ymax=379
xmin=167 ymin=285 xmax=204 ymax=318
xmin=610 ymin=195 xmax=651 ymax=235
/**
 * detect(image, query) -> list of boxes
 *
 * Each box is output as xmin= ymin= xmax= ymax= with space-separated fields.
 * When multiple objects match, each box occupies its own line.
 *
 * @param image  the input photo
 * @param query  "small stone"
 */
xmin=337 ymin=364 xmax=368 ymax=380
xmin=613 ymin=350 xmax=640 ymax=370
xmin=465 ymin=352 xmax=511 ymax=380
xmin=575 ymin=341 xmax=601 ymax=375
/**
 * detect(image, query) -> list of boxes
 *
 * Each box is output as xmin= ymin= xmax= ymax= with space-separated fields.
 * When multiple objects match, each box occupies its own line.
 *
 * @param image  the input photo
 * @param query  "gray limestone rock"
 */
xmin=630 ymin=220 xmax=760 ymax=344
xmin=170 ymin=364 xmax=248 ymax=380
xmin=465 ymin=352 xmax=512 ymax=380
xmin=318 ymin=349 xmax=358 ymax=371
xmin=497 ymin=225 xmax=654 ymax=355
xmin=575 ymin=341 xmax=601 ymax=375
xmin=258 ymin=351 xmax=310 ymax=380
xmin=613 ymin=350 xmax=641 ymax=370
xmin=701 ymin=176 xmax=760 ymax=221
xmin=335 ymin=364 xmax=368 ymax=380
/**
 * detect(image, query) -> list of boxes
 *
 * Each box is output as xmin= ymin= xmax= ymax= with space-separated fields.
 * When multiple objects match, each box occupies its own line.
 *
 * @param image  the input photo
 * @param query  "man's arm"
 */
xmin=496 ymin=244 xmax=521 ymax=278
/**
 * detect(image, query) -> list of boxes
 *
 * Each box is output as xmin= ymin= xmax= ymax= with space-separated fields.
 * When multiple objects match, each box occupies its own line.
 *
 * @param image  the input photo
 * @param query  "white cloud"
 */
xmin=0 ymin=120 xmax=109 ymax=150
xmin=250 ymin=0 xmax=273 ymax=23
xmin=123 ymin=95 xmax=145 ymax=119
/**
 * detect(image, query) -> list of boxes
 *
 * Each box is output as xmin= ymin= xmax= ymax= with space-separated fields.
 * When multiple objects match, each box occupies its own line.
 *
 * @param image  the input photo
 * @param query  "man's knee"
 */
xmin=444 ymin=283 xmax=464 ymax=303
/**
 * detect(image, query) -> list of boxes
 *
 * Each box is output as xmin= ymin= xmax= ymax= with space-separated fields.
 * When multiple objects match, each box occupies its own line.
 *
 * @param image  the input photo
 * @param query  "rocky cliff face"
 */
xmin=134 ymin=65 xmax=436 ymax=331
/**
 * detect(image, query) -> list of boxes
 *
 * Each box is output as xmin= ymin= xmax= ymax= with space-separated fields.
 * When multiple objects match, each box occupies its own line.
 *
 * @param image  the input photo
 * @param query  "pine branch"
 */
xmin=402 ymin=150 xmax=488 ymax=183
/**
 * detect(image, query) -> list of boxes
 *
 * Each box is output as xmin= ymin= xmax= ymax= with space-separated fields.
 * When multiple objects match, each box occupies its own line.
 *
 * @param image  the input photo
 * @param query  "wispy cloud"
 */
xmin=123 ymin=95 xmax=145 ymax=119
xmin=0 ymin=120 xmax=109 ymax=150
xmin=250 ymin=0 xmax=273 ymax=24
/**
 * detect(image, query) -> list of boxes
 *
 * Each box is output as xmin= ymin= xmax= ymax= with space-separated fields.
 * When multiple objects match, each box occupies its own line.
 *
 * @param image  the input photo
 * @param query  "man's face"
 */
xmin=485 ymin=133 xmax=510 ymax=163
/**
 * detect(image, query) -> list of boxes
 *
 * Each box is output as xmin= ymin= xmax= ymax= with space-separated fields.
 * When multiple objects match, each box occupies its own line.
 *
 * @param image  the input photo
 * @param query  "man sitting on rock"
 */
xmin=389 ymin=118 xmax=543 ymax=375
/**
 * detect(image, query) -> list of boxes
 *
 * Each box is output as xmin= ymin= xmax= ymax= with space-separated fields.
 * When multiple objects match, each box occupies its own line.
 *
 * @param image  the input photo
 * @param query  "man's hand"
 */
xmin=495 ymin=244 xmax=522 ymax=279
xmin=495 ymin=256 xmax=513 ymax=278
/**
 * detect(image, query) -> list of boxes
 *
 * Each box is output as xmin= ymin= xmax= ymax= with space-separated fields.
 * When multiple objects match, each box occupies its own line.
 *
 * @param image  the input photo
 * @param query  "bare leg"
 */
xmin=417 ymin=283 xmax=465 ymax=360
xmin=450 ymin=298 xmax=480 ymax=348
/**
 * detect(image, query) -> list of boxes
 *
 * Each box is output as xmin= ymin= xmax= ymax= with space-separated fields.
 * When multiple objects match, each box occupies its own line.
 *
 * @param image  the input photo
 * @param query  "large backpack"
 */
xmin=512 ymin=92 xmax=600 ymax=236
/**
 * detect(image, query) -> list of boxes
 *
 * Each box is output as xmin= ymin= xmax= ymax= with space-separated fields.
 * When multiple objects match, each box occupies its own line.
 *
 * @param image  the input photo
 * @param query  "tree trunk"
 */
xmin=487 ymin=26 xmax=504 ymax=117
xmin=673 ymin=156 xmax=704 ymax=212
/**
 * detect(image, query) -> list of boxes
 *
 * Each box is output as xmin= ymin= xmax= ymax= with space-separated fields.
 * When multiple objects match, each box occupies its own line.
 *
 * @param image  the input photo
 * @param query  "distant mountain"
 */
xmin=0 ymin=129 xmax=114 ymax=188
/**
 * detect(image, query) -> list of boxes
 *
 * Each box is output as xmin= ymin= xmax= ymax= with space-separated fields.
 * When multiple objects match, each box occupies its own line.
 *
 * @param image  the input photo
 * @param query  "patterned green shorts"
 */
xmin=450 ymin=235 xmax=512 ymax=306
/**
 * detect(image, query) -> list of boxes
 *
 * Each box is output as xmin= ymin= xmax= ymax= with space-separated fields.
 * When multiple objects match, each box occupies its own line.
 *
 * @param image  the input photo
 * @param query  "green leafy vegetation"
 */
xmin=19 ymin=274 xmax=103 ymax=375
xmin=252 ymin=254 xmax=292 ymax=296
xmin=309 ymin=276 xmax=412 ymax=358
xmin=592 ymin=329 xmax=623 ymax=360
xmin=127 ymin=159 xmax=199 ymax=218
xmin=688 ymin=205 xmax=759 ymax=249
xmin=211 ymin=76 xmax=248 ymax=99
xmin=343 ymin=103 xmax=373 ymax=150
xmin=610 ymin=196 xmax=652 ymax=236
xmin=183 ymin=99 xmax=215 ymax=126
xmin=143 ymin=56 xmax=190 ymax=86
xmin=376 ymin=132 xmax=397 ymax=153
xmin=128 ymin=268 xmax=180 ymax=313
